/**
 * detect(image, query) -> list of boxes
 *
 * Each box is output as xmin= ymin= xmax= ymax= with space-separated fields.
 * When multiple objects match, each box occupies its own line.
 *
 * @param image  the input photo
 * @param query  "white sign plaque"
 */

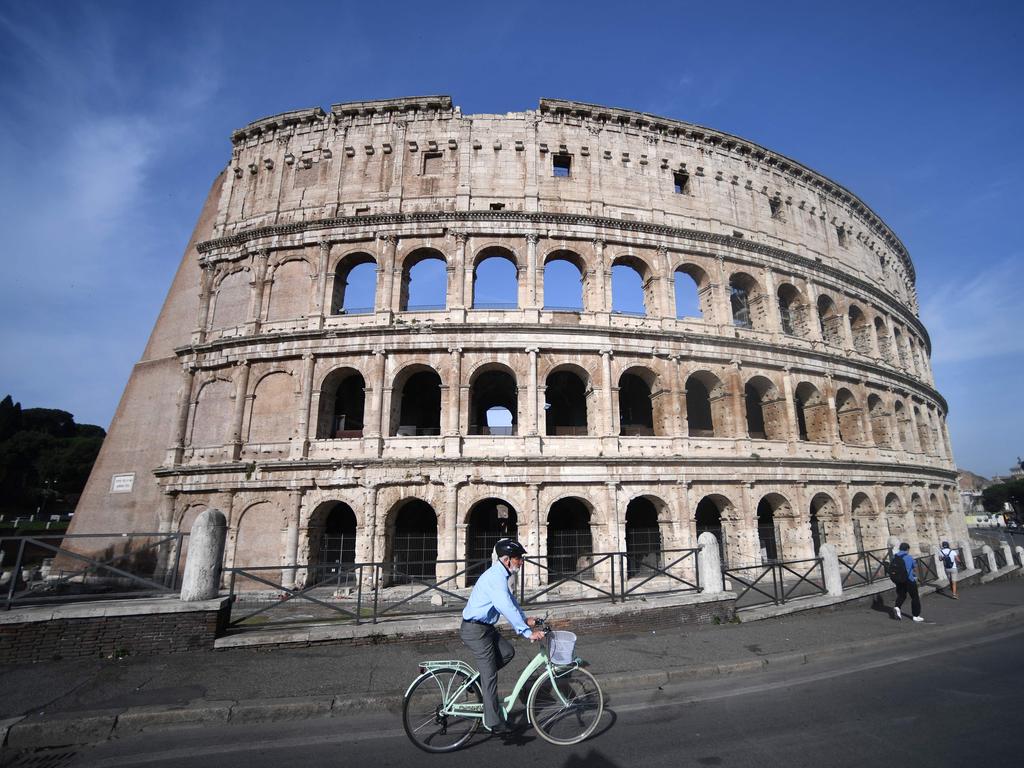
xmin=110 ymin=473 xmax=135 ymax=494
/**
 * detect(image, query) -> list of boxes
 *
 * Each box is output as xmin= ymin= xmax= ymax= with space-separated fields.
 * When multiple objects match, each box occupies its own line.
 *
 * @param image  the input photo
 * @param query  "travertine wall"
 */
xmin=71 ymin=96 xmax=963 ymax=581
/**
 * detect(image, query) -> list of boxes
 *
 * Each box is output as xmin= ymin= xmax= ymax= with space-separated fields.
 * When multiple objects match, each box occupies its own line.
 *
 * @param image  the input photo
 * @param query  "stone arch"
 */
xmin=471 ymin=246 xmax=519 ymax=309
xmin=316 ymin=366 xmax=366 ymax=439
xmin=794 ymin=381 xmax=830 ymax=442
xmin=674 ymin=263 xmax=710 ymax=320
xmin=611 ymin=254 xmax=653 ymax=317
xmin=729 ymin=271 xmax=765 ymax=330
xmin=694 ymin=493 xmax=733 ymax=566
xmin=817 ymin=293 xmax=843 ymax=347
xmin=848 ymin=304 xmax=873 ymax=355
xmin=913 ymin=404 xmax=933 ymax=454
xmin=189 ymin=378 xmax=233 ymax=447
xmin=624 ymin=495 xmax=666 ymax=577
xmin=776 ymin=282 xmax=809 ymax=337
xmin=874 ymin=316 xmax=894 ymax=363
xmin=544 ymin=363 xmax=591 ymax=436
xmin=399 ymin=247 xmax=447 ymax=311
xmin=893 ymin=326 xmax=910 ymax=369
xmin=265 ymin=256 xmax=312 ymax=322
xmin=808 ymin=492 xmax=841 ymax=554
xmin=894 ymin=399 xmax=914 ymax=450
xmin=390 ymin=364 xmax=442 ymax=437
xmin=546 ymin=496 xmax=595 ymax=580
xmin=210 ymin=268 xmax=251 ymax=330
xmin=744 ymin=375 xmax=787 ymax=440
xmin=247 ymin=371 xmax=295 ymax=444
xmin=384 ymin=497 xmax=438 ymax=583
xmin=867 ymin=394 xmax=892 ymax=448
xmin=850 ymin=492 xmax=883 ymax=550
xmin=468 ymin=363 xmax=518 ymax=436
xmin=330 ymin=251 xmax=376 ymax=315
xmin=542 ymin=248 xmax=587 ymax=311
xmin=307 ymin=500 xmax=358 ymax=579
xmin=685 ymin=370 xmax=730 ymax=437
xmin=232 ymin=500 xmax=285 ymax=574
xmin=884 ymin=492 xmax=908 ymax=543
xmin=834 ymin=387 xmax=866 ymax=445
xmin=756 ymin=493 xmax=792 ymax=562
xmin=617 ymin=365 xmax=665 ymax=436
xmin=465 ymin=497 xmax=519 ymax=585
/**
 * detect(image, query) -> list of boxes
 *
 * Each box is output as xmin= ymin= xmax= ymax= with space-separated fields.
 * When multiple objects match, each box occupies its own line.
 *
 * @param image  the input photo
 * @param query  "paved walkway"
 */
xmin=2 ymin=573 xmax=1022 ymax=749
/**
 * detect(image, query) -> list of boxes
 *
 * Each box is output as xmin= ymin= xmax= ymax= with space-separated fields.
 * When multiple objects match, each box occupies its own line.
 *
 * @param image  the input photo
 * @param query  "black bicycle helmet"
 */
xmin=494 ymin=538 xmax=527 ymax=558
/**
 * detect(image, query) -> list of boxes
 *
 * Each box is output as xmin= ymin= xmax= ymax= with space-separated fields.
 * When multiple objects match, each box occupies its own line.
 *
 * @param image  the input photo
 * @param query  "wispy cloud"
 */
xmin=921 ymin=257 xmax=1024 ymax=363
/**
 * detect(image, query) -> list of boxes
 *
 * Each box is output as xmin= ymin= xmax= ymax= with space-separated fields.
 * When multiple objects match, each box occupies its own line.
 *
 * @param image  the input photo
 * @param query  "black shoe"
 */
xmin=487 ymin=722 xmax=513 ymax=737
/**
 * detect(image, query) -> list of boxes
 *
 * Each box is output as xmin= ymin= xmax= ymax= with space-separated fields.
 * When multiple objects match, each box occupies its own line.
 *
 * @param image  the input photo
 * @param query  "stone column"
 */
xmin=819 ymin=543 xmax=843 ymax=596
xmin=729 ymin=361 xmax=746 ymax=439
xmin=714 ymin=256 xmax=734 ymax=331
xmin=367 ymin=349 xmax=388 ymax=453
xmin=229 ymin=361 xmax=251 ymax=461
xmin=601 ymin=349 xmax=615 ymax=436
xmin=824 ymin=376 xmax=841 ymax=447
xmin=364 ymin=484 xmax=380 ymax=564
xmin=194 ymin=263 xmax=215 ymax=343
xmin=445 ymin=348 xmax=463 ymax=457
xmin=180 ymin=508 xmax=227 ymax=602
xmin=282 ymin=490 xmax=303 ymax=589
xmin=675 ymin=357 xmax=689 ymax=438
xmin=452 ymin=231 xmax=468 ymax=309
xmin=697 ymin=531 xmax=724 ymax=594
xmin=782 ymin=369 xmax=799 ymax=445
xmin=667 ymin=355 xmax=685 ymax=438
xmin=658 ymin=246 xmax=675 ymax=319
xmin=167 ymin=365 xmax=196 ymax=466
xmin=803 ymin=281 xmax=824 ymax=343
xmin=314 ymin=240 xmax=331 ymax=325
xmin=247 ymin=249 xmax=270 ymax=335
xmin=293 ymin=353 xmax=316 ymax=459
xmin=525 ymin=483 xmax=542 ymax=588
xmin=593 ymin=238 xmax=609 ymax=315
xmin=761 ymin=268 xmax=782 ymax=335
xmin=526 ymin=347 xmax=539 ymax=436
xmin=379 ymin=234 xmax=400 ymax=314
xmin=438 ymin=482 xmax=460 ymax=586
xmin=525 ymin=233 xmax=540 ymax=310
xmin=154 ymin=491 xmax=178 ymax=585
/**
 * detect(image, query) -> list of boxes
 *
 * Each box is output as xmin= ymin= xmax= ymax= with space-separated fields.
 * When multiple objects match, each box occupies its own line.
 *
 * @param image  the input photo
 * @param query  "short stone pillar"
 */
xmin=887 ymin=535 xmax=901 ymax=555
xmin=819 ymin=543 xmax=843 ymax=597
xmin=933 ymin=548 xmax=948 ymax=585
xmin=1000 ymin=542 xmax=1014 ymax=570
xmin=958 ymin=540 xmax=975 ymax=571
xmin=180 ymin=508 xmax=227 ymax=601
xmin=1015 ymin=546 xmax=1024 ymax=568
xmin=982 ymin=544 xmax=998 ymax=574
xmin=698 ymin=531 xmax=724 ymax=595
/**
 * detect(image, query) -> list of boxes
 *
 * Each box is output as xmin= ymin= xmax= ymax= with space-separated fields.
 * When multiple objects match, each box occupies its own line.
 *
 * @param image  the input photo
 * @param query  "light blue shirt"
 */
xmin=462 ymin=560 xmax=532 ymax=638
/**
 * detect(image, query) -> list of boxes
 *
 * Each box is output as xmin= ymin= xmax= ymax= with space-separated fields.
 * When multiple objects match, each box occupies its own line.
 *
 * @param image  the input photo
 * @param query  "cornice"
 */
xmin=195 ymin=210 xmax=928 ymax=346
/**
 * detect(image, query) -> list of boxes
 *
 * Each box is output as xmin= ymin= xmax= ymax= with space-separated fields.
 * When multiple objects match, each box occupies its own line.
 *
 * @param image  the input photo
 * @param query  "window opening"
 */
xmin=552 ymin=153 xmax=572 ymax=177
xmin=730 ymin=284 xmax=752 ymax=329
xmin=489 ymin=202 xmax=506 ymax=211
xmin=422 ymin=151 xmax=443 ymax=175
xmin=836 ymin=225 xmax=848 ymax=247
xmin=744 ymin=383 xmax=767 ymax=439
xmin=768 ymin=197 xmax=783 ymax=220
xmin=674 ymin=270 xmax=702 ymax=319
xmin=756 ymin=499 xmax=779 ymax=563
xmin=673 ymin=171 xmax=690 ymax=194
xmin=618 ymin=373 xmax=655 ymax=436
xmin=686 ymin=378 xmax=714 ymax=437
xmin=395 ymin=370 xmax=442 ymax=436
xmin=545 ymin=370 xmax=588 ymax=436
xmin=695 ymin=497 xmax=726 ymax=566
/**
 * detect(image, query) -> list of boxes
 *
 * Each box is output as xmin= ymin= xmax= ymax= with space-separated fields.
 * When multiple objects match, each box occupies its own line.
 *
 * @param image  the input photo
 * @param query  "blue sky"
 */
xmin=0 ymin=0 xmax=1020 ymax=478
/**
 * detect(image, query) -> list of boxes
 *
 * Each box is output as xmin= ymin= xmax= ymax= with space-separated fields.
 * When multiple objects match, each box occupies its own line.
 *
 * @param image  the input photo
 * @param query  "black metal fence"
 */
xmin=723 ymin=557 xmax=827 ymax=610
xmin=837 ymin=548 xmax=890 ymax=589
xmin=2 ymin=532 xmax=188 ymax=610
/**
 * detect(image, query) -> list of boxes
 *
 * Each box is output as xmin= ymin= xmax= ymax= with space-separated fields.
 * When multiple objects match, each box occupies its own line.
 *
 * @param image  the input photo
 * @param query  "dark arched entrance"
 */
xmin=465 ymin=499 xmax=519 ymax=585
xmin=546 ymin=498 xmax=593 ymax=580
xmin=388 ymin=500 xmax=438 ymax=583
xmin=625 ymin=497 xmax=662 ymax=578
xmin=757 ymin=498 xmax=779 ymax=562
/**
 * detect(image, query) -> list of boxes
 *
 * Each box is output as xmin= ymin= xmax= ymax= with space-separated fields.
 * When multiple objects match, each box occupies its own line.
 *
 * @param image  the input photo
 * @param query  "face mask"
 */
xmin=507 ymin=559 xmax=521 ymax=574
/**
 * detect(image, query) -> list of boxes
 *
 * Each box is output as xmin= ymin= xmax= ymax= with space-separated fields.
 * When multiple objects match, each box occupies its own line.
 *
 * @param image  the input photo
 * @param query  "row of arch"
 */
xmin=187 ymin=358 xmax=950 ymax=459
xmin=203 ymin=241 xmax=931 ymax=383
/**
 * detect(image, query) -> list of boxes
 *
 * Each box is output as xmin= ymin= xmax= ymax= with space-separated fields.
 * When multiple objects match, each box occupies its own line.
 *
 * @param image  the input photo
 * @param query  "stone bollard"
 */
xmin=180 ymin=508 xmax=227 ymax=601
xmin=1016 ymin=546 xmax=1024 ymax=568
xmin=981 ymin=544 xmax=998 ymax=574
xmin=819 ymin=543 xmax=843 ymax=597
xmin=887 ymin=536 xmax=901 ymax=555
xmin=1001 ymin=541 xmax=1014 ymax=570
xmin=697 ymin=531 xmax=724 ymax=595
xmin=933 ymin=547 xmax=949 ymax=585
xmin=958 ymin=540 xmax=975 ymax=571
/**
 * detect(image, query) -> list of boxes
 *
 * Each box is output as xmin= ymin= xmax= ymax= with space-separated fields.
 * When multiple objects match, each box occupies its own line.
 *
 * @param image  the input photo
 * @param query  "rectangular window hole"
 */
xmin=553 ymin=153 xmax=572 ymax=177
xmin=836 ymin=226 xmax=848 ymax=247
xmin=422 ymin=151 xmax=443 ymax=175
xmin=673 ymin=171 xmax=690 ymax=194
xmin=489 ymin=203 xmax=506 ymax=211
xmin=769 ymin=197 xmax=783 ymax=219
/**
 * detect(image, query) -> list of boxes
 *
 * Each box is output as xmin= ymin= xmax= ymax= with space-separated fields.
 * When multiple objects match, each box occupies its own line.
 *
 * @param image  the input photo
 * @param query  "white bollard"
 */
xmin=959 ymin=540 xmax=975 ymax=571
xmin=1001 ymin=542 xmax=1014 ymax=570
xmin=982 ymin=544 xmax=998 ymax=574
xmin=819 ymin=543 xmax=843 ymax=597
xmin=697 ymin=531 xmax=724 ymax=595
xmin=180 ymin=508 xmax=227 ymax=601
xmin=933 ymin=547 xmax=948 ymax=585
xmin=1016 ymin=546 xmax=1024 ymax=568
xmin=887 ymin=535 xmax=901 ymax=555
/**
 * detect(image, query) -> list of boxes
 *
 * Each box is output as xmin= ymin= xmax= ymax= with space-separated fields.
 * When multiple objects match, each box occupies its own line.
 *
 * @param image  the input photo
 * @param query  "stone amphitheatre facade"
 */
xmin=71 ymin=95 xmax=964 ymax=590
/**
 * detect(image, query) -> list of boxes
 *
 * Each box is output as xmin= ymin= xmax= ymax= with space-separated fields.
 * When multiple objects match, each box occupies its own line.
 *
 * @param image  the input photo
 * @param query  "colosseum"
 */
xmin=72 ymin=95 xmax=964 ymax=596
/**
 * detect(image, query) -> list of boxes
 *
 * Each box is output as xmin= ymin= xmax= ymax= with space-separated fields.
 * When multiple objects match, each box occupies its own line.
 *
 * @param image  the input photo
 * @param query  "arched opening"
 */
xmin=625 ymin=497 xmax=663 ymax=578
xmin=809 ymin=493 xmax=839 ymax=554
xmin=730 ymin=272 xmax=762 ymax=330
xmin=265 ymin=259 xmax=311 ymax=322
xmin=387 ymin=499 xmax=438 ymax=584
xmin=399 ymin=249 xmax=447 ymax=311
xmin=543 ymin=251 xmax=585 ymax=311
xmin=893 ymin=327 xmax=910 ymax=369
xmin=868 ymin=394 xmax=892 ymax=448
xmin=914 ymin=406 xmax=933 ymax=453
xmin=247 ymin=372 xmax=294 ymax=444
xmin=777 ymin=283 xmax=807 ymax=337
xmin=835 ymin=388 xmax=866 ymax=445
xmin=611 ymin=257 xmax=648 ymax=316
xmin=210 ymin=269 xmax=251 ymax=330
xmin=851 ymin=493 xmax=878 ymax=551
xmin=393 ymin=368 xmax=442 ymax=436
xmin=894 ymin=401 xmax=913 ymax=450
xmin=685 ymin=372 xmax=728 ymax=437
xmin=874 ymin=317 xmax=894 ymax=363
xmin=190 ymin=379 xmax=233 ymax=447
xmin=472 ymin=250 xmax=518 ymax=309
xmin=849 ymin=305 xmax=873 ymax=355
xmin=310 ymin=501 xmax=357 ymax=579
xmin=695 ymin=495 xmax=729 ymax=565
xmin=618 ymin=371 xmax=654 ymax=436
xmin=744 ymin=376 xmax=787 ymax=440
xmin=885 ymin=493 xmax=906 ymax=541
xmin=546 ymin=498 xmax=593 ymax=581
xmin=817 ymin=295 xmax=843 ymax=347
xmin=465 ymin=499 xmax=518 ymax=585
xmin=316 ymin=369 xmax=365 ymax=438
xmin=331 ymin=253 xmax=376 ymax=315
xmin=674 ymin=265 xmax=707 ymax=319
xmin=545 ymin=369 xmax=588 ymax=436
xmin=756 ymin=497 xmax=781 ymax=562
xmin=469 ymin=368 xmax=517 ymax=436
xmin=794 ymin=382 xmax=829 ymax=442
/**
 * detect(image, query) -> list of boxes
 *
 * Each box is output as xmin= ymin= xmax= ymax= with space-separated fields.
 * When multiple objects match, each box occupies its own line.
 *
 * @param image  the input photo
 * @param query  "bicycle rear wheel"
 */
xmin=402 ymin=668 xmax=482 ymax=753
xmin=527 ymin=666 xmax=604 ymax=745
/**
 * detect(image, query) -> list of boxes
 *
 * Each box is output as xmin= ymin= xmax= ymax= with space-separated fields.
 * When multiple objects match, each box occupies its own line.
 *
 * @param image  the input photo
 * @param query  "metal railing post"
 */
xmin=5 ymin=538 xmax=26 ymax=610
xmin=355 ymin=564 xmax=364 ymax=626
xmin=372 ymin=564 xmax=381 ymax=624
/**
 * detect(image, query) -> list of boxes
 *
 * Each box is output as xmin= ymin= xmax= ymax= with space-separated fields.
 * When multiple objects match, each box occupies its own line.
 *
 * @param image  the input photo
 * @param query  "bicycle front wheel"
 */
xmin=402 ymin=668 xmax=482 ymax=753
xmin=527 ymin=666 xmax=604 ymax=745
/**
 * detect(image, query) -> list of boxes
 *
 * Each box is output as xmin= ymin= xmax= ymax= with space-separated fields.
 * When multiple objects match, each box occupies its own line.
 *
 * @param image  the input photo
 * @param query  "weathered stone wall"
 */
xmin=73 ymin=97 xmax=962 ymax=579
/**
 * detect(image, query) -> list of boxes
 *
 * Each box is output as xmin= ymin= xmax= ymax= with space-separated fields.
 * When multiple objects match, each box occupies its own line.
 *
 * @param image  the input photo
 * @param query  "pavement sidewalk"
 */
xmin=2 ymin=574 xmax=1023 ymax=750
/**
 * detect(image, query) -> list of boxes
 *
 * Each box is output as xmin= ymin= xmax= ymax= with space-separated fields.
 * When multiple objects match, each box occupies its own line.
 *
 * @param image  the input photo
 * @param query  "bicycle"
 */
xmin=402 ymin=619 xmax=604 ymax=752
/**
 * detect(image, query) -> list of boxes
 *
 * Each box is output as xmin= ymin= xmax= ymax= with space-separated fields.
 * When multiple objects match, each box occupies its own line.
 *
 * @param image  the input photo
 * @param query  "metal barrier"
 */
xmin=2 ymin=532 xmax=187 ymax=610
xmin=915 ymin=554 xmax=938 ymax=585
xmin=973 ymin=550 xmax=991 ymax=575
xmin=619 ymin=548 xmax=701 ymax=598
xmin=837 ymin=548 xmax=890 ymax=589
xmin=723 ymin=557 xmax=826 ymax=610
xmin=519 ymin=553 xmax=618 ymax=606
xmin=994 ymin=547 xmax=1008 ymax=569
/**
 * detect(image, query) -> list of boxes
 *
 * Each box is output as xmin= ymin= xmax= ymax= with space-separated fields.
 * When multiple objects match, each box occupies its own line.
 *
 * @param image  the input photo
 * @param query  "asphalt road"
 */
xmin=16 ymin=622 xmax=1023 ymax=768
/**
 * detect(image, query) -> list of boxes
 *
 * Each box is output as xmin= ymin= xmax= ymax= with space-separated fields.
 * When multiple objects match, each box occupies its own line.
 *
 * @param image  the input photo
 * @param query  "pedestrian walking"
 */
xmin=889 ymin=542 xmax=924 ymax=622
xmin=939 ymin=541 xmax=960 ymax=599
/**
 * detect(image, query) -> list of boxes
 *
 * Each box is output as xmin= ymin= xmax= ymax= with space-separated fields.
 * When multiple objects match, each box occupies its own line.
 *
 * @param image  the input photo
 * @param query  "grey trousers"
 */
xmin=460 ymin=620 xmax=515 ymax=728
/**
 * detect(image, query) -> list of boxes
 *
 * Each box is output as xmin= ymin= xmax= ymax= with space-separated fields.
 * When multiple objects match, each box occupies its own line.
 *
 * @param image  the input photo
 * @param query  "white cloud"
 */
xmin=921 ymin=257 xmax=1024 ymax=363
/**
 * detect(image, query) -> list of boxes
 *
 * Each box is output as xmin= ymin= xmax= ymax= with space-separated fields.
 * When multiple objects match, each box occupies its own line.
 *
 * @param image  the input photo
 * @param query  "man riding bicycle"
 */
xmin=461 ymin=538 xmax=545 ymax=735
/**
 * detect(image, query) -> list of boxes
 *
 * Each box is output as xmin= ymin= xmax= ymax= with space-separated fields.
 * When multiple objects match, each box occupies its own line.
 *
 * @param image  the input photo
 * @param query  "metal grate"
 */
xmin=389 ymin=532 xmax=437 ymax=583
xmin=625 ymin=527 xmax=662 ymax=578
xmin=546 ymin=528 xmax=594 ymax=580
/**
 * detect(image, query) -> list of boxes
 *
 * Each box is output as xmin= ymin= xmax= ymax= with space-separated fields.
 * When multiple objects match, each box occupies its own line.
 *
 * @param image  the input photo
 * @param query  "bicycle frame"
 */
xmin=410 ymin=643 xmax=581 ymax=720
